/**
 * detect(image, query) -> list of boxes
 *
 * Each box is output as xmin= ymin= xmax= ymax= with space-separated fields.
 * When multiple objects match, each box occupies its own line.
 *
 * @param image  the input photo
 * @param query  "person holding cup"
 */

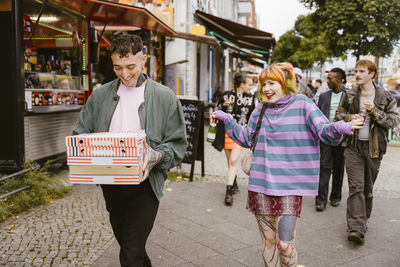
xmin=335 ymin=59 xmax=399 ymax=245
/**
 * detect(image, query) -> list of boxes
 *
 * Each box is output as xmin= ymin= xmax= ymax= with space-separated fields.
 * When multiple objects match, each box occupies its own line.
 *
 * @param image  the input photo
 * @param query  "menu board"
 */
xmin=179 ymin=99 xmax=204 ymax=181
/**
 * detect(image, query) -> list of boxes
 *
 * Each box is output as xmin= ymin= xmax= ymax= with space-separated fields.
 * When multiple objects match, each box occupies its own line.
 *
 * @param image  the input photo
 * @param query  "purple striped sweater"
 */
xmin=221 ymin=94 xmax=353 ymax=196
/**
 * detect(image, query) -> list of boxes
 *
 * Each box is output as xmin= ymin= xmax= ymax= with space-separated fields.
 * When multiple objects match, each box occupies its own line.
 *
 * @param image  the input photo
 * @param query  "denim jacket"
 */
xmin=72 ymin=76 xmax=187 ymax=199
xmin=335 ymin=84 xmax=399 ymax=158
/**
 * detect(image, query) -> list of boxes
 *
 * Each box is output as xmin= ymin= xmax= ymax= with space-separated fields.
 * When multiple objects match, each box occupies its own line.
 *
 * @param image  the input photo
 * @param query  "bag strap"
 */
xmin=251 ymin=102 xmax=268 ymax=152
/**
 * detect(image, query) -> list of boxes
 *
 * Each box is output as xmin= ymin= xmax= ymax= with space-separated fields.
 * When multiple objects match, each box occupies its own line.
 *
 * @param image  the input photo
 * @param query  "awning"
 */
xmin=91 ymin=25 xmax=219 ymax=46
xmin=221 ymin=40 xmax=266 ymax=61
xmin=231 ymin=53 xmax=264 ymax=68
xmin=195 ymin=10 xmax=275 ymax=59
xmin=94 ymin=25 xmax=141 ymax=32
xmin=27 ymin=22 xmax=110 ymax=48
xmin=49 ymin=0 xmax=175 ymax=35
xmin=172 ymin=31 xmax=219 ymax=46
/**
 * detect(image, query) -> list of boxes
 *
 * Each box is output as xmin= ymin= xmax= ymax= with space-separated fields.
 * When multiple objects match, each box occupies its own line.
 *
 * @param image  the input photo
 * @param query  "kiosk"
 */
xmin=0 ymin=0 xmax=175 ymax=171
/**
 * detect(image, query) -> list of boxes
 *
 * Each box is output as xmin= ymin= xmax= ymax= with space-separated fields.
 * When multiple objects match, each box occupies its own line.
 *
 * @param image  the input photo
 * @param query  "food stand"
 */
xmin=0 ymin=0 xmax=175 ymax=171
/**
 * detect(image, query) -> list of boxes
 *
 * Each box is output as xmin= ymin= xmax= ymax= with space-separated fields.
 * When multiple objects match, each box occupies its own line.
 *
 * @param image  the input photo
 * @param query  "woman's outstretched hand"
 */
xmin=351 ymin=117 xmax=364 ymax=130
xmin=212 ymin=110 xmax=231 ymax=124
xmin=212 ymin=110 xmax=228 ymax=121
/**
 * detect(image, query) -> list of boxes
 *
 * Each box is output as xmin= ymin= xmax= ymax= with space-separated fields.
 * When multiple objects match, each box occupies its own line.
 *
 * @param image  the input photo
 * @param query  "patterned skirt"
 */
xmin=247 ymin=191 xmax=303 ymax=217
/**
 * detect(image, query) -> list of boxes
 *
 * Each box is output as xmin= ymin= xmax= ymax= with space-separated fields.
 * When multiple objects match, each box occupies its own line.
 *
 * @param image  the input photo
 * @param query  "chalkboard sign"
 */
xmin=179 ymin=98 xmax=205 ymax=181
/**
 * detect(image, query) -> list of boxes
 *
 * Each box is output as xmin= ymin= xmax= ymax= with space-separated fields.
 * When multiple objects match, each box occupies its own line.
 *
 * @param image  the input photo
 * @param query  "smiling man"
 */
xmin=335 ymin=60 xmax=399 ymax=245
xmin=73 ymin=34 xmax=187 ymax=266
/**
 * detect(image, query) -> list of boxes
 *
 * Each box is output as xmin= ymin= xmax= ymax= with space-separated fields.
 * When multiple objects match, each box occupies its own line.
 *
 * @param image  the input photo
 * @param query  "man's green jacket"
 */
xmin=72 ymin=77 xmax=187 ymax=199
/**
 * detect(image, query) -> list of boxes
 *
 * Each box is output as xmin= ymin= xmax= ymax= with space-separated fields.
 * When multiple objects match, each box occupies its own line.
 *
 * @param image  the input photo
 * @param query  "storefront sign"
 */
xmin=190 ymin=25 xmax=206 ymax=35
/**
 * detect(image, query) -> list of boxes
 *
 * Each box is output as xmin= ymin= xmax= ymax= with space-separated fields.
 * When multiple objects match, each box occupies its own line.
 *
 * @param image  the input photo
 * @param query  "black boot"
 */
xmin=232 ymin=176 xmax=239 ymax=194
xmin=224 ymin=185 xmax=233 ymax=206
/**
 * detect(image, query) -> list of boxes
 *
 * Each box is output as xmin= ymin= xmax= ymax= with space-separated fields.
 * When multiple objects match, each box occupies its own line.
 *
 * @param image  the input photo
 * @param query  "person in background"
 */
xmin=307 ymin=79 xmax=317 ymax=95
xmin=73 ymin=35 xmax=187 ymax=266
xmin=313 ymin=79 xmax=327 ymax=105
xmin=212 ymin=86 xmax=224 ymax=104
xmin=335 ymin=59 xmax=399 ymax=245
xmin=213 ymin=62 xmax=363 ymax=266
xmin=293 ymin=67 xmax=313 ymax=99
xmin=315 ymin=79 xmax=322 ymax=91
xmin=212 ymin=72 xmax=255 ymax=206
xmin=315 ymin=68 xmax=347 ymax=211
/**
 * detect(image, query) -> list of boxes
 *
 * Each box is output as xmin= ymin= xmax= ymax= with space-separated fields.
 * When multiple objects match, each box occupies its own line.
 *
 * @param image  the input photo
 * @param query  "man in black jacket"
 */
xmin=315 ymin=68 xmax=347 ymax=211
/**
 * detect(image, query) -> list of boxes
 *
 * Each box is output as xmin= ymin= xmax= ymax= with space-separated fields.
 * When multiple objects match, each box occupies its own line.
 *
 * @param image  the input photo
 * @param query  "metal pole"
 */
xmin=0 ymin=164 xmax=40 ymax=182
xmin=0 ymin=186 xmax=30 ymax=200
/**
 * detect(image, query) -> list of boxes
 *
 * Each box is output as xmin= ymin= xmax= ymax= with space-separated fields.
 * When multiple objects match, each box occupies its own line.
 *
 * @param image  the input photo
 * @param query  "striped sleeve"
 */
xmin=305 ymin=98 xmax=343 ymax=146
xmin=223 ymin=103 xmax=263 ymax=148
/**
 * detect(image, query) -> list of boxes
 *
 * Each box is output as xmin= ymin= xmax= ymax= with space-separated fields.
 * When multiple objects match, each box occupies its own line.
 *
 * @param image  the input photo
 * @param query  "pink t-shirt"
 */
xmin=109 ymin=81 xmax=146 ymax=131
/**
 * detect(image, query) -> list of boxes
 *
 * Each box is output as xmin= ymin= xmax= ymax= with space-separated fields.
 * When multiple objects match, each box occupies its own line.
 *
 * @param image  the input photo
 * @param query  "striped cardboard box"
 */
xmin=67 ymin=156 xmax=141 ymax=166
xmin=66 ymin=146 xmax=143 ymax=157
xmin=65 ymin=130 xmax=146 ymax=148
xmin=69 ymin=175 xmax=142 ymax=184
xmin=69 ymin=165 xmax=141 ymax=176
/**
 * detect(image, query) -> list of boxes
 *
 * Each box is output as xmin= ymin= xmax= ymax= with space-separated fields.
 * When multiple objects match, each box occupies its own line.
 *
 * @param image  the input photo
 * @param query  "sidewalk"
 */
xmin=93 ymin=180 xmax=400 ymax=267
xmin=0 ymin=143 xmax=399 ymax=266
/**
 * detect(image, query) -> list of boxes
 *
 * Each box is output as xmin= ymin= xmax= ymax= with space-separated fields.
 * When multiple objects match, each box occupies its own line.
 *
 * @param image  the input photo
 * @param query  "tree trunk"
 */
xmin=375 ymin=56 xmax=379 ymax=84
xmin=320 ymin=64 xmax=323 ymax=79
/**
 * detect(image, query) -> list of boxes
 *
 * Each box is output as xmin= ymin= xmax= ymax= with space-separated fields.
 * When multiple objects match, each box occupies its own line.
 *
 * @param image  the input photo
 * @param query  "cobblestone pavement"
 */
xmin=0 ymin=178 xmax=114 ymax=267
xmin=0 ymin=128 xmax=399 ymax=266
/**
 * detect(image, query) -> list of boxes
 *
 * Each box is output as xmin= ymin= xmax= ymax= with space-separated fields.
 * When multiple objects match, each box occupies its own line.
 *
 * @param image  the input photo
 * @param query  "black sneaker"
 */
xmin=232 ymin=176 xmax=239 ymax=194
xmin=348 ymin=231 xmax=365 ymax=245
xmin=315 ymin=205 xmax=326 ymax=212
xmin=224 ymin=185 xmax=233 ymax=206
xmin=330 ymin=200 xmax=341 ymax=207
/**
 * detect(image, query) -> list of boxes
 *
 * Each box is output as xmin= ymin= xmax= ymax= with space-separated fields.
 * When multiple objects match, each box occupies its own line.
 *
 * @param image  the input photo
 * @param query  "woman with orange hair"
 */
xmin=213 ymin=62 xmax=364 ymax=266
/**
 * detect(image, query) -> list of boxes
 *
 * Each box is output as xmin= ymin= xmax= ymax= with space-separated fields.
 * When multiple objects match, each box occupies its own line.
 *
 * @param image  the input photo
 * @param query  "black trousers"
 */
xmin=315 ymin=143 xmax=345 ymax=206
xmin=101 ymin=179 xmax=159 ymax=267
xmin=344 ymin=141 xmax=381 ymax=234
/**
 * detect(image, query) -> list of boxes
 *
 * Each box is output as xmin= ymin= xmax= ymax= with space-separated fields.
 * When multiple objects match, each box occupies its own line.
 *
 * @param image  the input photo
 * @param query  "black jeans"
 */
xmin=344 ymin=141 xmax=381 ymax=235
xmin=315 ymin=143 xmax=345 ymax=206
xmin=101 ymin=179 xmax=159 ymax=267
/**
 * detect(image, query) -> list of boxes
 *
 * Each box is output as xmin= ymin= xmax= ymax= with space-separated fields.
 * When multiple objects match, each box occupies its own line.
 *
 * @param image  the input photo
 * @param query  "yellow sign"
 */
xmin=190 ymin=25 xmax=206 ymax=36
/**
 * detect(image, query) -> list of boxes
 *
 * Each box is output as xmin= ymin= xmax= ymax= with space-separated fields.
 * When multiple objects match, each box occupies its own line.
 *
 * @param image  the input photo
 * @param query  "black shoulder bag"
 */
xmin=241 ymin=102 xmax=268 ymax=175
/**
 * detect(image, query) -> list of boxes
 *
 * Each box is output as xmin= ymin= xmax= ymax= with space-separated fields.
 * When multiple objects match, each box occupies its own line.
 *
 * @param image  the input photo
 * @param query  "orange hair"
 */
xmin=258 ymin=62 xmax=297 ymax=99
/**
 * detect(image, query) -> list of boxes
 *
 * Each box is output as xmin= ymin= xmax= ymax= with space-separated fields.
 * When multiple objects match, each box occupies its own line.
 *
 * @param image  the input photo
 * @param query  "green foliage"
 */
xmin=300 ymin=0 xmax=400 ymax=59
xmin=167 ymin=171 xmax=189 ymax=183
xmin=0 ymin=161 xmax=71 ymax=223
xmin=272 ymin=15 xmax=332 ymax=70
xmin=271 ymin=30 xmax=301 ymax=63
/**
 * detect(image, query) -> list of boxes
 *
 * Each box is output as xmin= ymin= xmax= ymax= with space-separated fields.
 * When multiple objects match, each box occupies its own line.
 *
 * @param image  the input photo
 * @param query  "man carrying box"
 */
xmin=73 ymin=34 xmax=187 ymax=266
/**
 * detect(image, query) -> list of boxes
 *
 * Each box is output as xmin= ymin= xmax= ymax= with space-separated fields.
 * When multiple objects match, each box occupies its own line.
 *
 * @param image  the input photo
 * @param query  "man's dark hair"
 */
xmin=330 ymin=67 xmax=346 ymax=84
xmin=316 ymin=79 xmax=322 ymax=84
xmin=233 ymin=72 xmax=249 ymax=90
xmin=110 ymin=34 xmax=143 ymax=57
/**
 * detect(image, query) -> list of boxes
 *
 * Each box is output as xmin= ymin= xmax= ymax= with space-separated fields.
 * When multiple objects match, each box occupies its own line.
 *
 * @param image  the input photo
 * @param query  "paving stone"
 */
xmin=189 ymin=254 xmax=247 ymax=267
xmin=170 ymin=242 xmax=218 ymax=262
xmin=150 ymin=231 xmax=195 ymax=249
